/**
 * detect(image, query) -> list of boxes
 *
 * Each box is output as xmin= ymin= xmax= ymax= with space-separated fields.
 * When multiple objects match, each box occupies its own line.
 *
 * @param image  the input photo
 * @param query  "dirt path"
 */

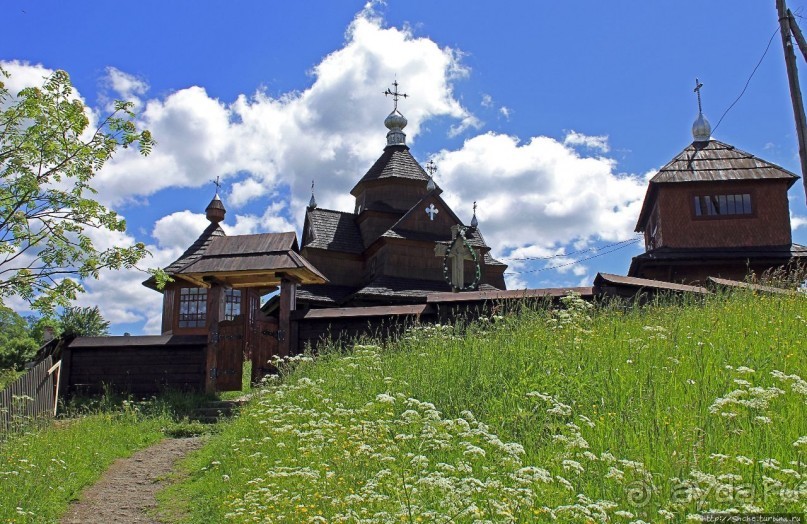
xmin=61 ymin=437 xmax=203 ymax=524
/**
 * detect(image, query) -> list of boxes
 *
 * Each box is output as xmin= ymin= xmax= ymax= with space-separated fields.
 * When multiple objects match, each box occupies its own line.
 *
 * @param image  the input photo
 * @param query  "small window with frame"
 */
xmin=693 ymin=193 xmax=753 ymax=218
xmin=225 ymin=288 xmax=241 ymax=321
xmin=178 ymin=287 xmax=207 ymax=328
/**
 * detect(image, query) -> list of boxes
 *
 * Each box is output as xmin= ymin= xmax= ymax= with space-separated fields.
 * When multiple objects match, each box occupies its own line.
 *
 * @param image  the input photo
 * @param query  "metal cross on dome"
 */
xmin=384 ymin=80 xmax=408 ymax=111
xmin=425 ymin=203 xmax=439 ymax=221
xmin=694 ymin=78 xmax=704 ymax=113
xmin=211 ymin=176 xmax=222 ymax=194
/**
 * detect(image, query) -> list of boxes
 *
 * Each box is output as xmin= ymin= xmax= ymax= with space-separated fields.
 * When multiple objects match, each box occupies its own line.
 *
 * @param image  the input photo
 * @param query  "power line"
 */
xmin=499 ymin=237 xmax=641 ymax=261
xmin=711 ymin=25 xmax=780 ymax=135
xmin=504 ymin=238 xmax=640 ymax=275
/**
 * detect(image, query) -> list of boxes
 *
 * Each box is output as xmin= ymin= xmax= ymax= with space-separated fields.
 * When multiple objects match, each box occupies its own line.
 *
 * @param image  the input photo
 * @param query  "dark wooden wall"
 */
xmin=63 ymin=343 xmax=206 ymax=396
xmin=657 ymin=181 xmax=792 ymax=249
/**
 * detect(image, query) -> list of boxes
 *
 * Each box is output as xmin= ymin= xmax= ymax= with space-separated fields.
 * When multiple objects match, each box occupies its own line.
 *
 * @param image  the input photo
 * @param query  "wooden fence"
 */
xmin=0 ymin=356 xmax=56 ymax=434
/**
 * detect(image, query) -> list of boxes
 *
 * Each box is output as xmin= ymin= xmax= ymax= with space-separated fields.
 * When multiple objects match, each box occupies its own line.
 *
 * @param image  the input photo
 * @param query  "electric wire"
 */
xmin=498 ymin=237 xmax=641 ymax=261
xmin=711 ymin=26 xmax=780 ymax=135
xmin=503 ymin=238 xmax=640 ymax=275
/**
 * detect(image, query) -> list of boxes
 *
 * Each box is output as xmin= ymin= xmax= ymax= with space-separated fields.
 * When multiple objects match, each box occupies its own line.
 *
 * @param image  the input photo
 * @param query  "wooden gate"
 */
xmin=216 ymin=317 xmax=244 ymax=391
xmin=251 ymin=316 xmax=279 ymax=384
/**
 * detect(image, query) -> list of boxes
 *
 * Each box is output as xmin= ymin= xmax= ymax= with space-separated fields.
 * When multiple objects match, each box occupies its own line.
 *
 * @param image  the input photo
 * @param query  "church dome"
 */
xmin=205 ymin=194 xmax=226 ymax=223
xmin=692 ymin=112 xmax=711 ymax=143
xmin=384 ymin=109 xmax=407 ymax=131
xmin=384 ymin=110 xmax=407 ymax=146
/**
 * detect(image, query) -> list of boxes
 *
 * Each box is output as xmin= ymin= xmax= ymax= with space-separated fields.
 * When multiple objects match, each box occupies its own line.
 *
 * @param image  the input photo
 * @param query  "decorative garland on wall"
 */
xmin=442 ymin=227 xmax=482 ymax=291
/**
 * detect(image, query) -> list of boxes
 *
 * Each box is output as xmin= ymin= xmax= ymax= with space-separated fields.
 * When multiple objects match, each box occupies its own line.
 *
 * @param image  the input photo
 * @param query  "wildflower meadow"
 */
xmin=176 ymin=291 xmax=802 ymax=521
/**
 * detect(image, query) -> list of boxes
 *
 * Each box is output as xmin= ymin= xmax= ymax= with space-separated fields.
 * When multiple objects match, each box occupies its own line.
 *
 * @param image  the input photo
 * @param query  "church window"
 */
xmin=178 ymin=287 xmax=207 ymax=328
xmin=225 ymin=289 xmax=241 ymax=321
xmin=693 ymin=194 xmax=752 ymax=217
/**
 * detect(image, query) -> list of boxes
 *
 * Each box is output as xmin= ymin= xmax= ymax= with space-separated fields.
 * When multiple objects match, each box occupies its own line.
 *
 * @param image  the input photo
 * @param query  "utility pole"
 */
xmin=777 ymin=0 xmax=807 ymax=202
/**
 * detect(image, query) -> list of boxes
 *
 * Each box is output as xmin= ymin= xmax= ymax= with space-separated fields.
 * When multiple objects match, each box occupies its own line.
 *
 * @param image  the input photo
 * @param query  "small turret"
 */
xmin=205 ymin=194 xmax=226 ymax=223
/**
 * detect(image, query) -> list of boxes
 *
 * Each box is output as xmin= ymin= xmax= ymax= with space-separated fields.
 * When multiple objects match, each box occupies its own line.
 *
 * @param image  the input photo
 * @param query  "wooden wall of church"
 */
xmin=656 ymin=181 xmax=792 ymax=249
xmin=357 ymin=211 xmax=400 ymax=248
xmin=300 ymin=249 xmax=365 ymax=287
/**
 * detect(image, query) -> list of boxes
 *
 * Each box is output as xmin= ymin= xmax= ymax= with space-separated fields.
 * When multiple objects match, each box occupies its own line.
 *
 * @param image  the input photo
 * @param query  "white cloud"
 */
xmin=88 ymin=8 xmax=475 ymax=219
xmin=433 ymin=132 xmax=646 ymax=256
xmin=499 ymin=106 xmax=512 ymax=119
xmin=563 ymin=130 xmax=610 ymax=153
xmin=101 ymin=66 xmax=149 ymax=110
xmin=481 ymin=94 xmax=494 ymax=108
xmin=152 ymin=210 xmax=210 ymax=250
xmin=0 ymin=60 xmax=55 ymax=96
xmin=225 ymin=201 xmax=296 ymax=236
xmin=792 ymin=214 xmax=806 ymax=230
xmin=229 ymin=178 xmax=269 ymax=208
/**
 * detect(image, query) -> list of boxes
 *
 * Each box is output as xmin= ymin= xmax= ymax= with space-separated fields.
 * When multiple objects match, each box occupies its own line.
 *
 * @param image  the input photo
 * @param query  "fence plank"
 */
xmin=0 ymin=356 xmax=55 ymax=435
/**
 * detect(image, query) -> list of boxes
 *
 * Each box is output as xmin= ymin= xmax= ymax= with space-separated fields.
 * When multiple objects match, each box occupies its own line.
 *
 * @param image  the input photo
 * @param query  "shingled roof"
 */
xmin=350 ymin=145 xmax=431 ymax=195
xmin=303 ymin=208 xmax=364 ymax=254
xmin=350 ymin=275 xmax=500 ymax=302
xmin=143 ymin=222 xmax=225 ymax=290
xmin=650 ymin=140 xmax=799 ymax=184
xmin=177 ymin=232 xmax=327 ymax=286
xmin=636 ymin=139 xmax=800 ymax=231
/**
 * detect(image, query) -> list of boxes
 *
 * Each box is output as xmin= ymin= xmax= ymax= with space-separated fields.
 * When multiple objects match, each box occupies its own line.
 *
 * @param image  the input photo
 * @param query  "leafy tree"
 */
xmin=0 ymin=306 xmax=38 ymax=370
xmin=0 ymin=67 xmax=156 ymax=314
xmin=27 ymin=315 xmax=61 ymax=345
xmin=58 ymin=305 xmax=109 ymax=337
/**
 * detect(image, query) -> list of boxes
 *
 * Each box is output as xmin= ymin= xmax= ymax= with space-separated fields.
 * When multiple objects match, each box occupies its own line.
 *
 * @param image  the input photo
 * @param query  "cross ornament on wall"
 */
xmin=434 ymin=226 xmax=476 ymax=291
xmin=425 ymin=203 xmax=439 ymax=221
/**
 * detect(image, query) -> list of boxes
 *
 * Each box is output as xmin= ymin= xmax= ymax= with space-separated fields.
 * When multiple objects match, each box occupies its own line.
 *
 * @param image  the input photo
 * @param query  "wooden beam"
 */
xmin=778 ymin=0 xmax=807 ymax=203
xmin=204 ymin=284 xmax=226 ymax=394
xmin=293 ymin=304 xmax=433 ymax=320
xmin=278 ymin=277 xmax=297 ymax=357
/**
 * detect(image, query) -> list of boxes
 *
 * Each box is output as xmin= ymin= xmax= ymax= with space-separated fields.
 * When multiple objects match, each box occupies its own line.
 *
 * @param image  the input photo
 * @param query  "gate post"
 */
xmin=204 ymin=283 xmax=226 ymax=394
xmin=278 ymin=275 xmax=299 ymax=358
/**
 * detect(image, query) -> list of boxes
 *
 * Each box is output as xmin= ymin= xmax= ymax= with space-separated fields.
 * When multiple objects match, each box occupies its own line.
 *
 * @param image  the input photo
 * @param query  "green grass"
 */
xmin=0 ymin=391 xmax=216 ymax=523
xmin=163 ymin=290 xmax=807 ymax=522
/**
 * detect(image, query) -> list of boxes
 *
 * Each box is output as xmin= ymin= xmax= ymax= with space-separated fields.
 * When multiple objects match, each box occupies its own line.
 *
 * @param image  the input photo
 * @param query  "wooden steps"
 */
xmin=190 ymin=399 xmax=245 ymax=424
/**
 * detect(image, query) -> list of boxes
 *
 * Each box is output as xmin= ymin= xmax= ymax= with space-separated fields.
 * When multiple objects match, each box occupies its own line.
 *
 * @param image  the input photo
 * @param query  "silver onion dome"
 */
xmin=385 ymin=110 xmax=407 ymax=146
xmin=692 ymin=112 xmax=711 ymax=142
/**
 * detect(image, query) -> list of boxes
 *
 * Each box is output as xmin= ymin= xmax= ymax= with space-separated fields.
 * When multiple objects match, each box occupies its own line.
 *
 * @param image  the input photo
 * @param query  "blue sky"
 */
xmin=3 ymin=1 xmax=807 ymax=334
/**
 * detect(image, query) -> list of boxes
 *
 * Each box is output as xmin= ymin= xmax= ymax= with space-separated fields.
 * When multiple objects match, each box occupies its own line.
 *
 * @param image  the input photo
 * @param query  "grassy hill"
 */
xmin=164 ymin=290 xmax=807 ymax=523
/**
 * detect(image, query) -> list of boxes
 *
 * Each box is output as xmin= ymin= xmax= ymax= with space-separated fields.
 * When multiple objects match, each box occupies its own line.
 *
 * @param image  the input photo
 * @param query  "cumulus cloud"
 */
xmin=101 ymin=66 xmax=149 ymax=110
xmin=563 ymin=130 xmax=610 ymax=153
xmin=0 ymin=60 xmax=56 ymax=96
xmin=433 ymin=132 xmax=646 ymax=257
xmin=90 ymin=8 xmax=475 ymax=218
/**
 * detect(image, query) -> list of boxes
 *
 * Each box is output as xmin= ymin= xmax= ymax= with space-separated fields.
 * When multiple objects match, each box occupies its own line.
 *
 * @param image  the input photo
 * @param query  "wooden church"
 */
xmin=292 ymin=83 xmax=507 ymax=310
xmin=629 ymin=83 xmax=807 ymax=283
